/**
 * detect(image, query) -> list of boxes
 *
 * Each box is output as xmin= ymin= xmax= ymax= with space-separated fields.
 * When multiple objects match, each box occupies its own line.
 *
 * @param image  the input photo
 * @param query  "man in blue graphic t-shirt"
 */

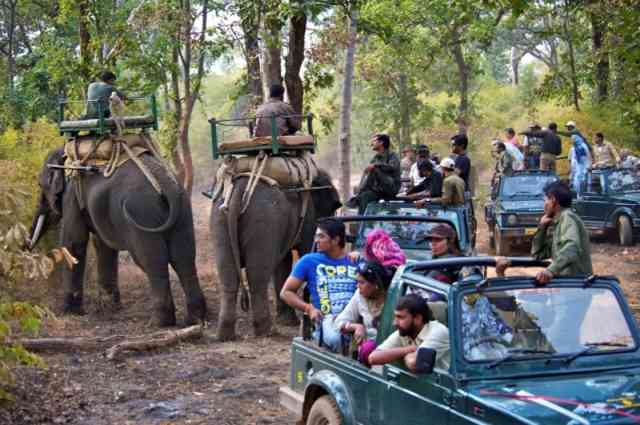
xmin=281 ymin=218 xmax=357 ymax=352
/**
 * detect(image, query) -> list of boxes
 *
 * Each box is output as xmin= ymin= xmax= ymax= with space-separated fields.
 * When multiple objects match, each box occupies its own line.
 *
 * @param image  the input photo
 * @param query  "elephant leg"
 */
xmin=169 ymin=227 xmax=207 ymax=326
xmin=134 ymin=246 xmax=176 ymax=327
xmin=245 ymin=261 xmax=274 ymax=337
xmin=273 ymin=252 xmax=299 ymax=327
xmin=93 ymin=237 xmax=120 ymax=308
xmin=61 ymin=196 xmax=89 ymax=315
xmin=214 ymin=251 xmax=240 ymax=341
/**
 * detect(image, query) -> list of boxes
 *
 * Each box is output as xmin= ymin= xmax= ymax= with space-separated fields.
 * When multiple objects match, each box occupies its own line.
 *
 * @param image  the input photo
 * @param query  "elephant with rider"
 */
xmin=211 ymin=167 xmax=341 ymax=341
xmin=30 ymin=146 xmax=207 ymax=326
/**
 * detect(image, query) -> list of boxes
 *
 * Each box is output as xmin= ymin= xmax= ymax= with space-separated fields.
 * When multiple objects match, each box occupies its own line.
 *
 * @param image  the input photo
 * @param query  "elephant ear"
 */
xmin=312 ymin=170 xmax=342 ymax=217
xmin=39 ymin=148 xmax=66 ymax=214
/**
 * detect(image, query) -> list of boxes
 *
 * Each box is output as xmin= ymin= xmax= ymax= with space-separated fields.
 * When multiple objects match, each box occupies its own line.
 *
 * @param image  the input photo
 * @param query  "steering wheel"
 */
xmin=467 ymin=335 xmax=510 ymax=351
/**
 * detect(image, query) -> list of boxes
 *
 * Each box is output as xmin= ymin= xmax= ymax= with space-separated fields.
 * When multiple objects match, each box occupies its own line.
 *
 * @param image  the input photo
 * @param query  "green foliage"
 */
xmin=0 ymin=176 xmax=51 ymax=402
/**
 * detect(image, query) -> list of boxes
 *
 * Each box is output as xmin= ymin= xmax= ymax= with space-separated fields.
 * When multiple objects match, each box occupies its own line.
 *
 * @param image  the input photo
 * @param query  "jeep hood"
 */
xmin=468 ymin=370 xmax=640 ymax=424
xmin=500 ymin=199 xmax=544 ymax=211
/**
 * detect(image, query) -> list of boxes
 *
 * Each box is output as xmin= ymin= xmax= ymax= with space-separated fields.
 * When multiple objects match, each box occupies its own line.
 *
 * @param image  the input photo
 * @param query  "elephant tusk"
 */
xmin=29 ymin=215 xmax=45 ymax=250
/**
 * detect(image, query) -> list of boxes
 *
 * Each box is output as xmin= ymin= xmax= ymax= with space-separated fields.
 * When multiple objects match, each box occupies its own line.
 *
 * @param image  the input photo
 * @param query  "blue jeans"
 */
xmin=527 ymin=155 xmax=540 ymax=169
xmin=312 ymin=316 xmax=343 ymax=352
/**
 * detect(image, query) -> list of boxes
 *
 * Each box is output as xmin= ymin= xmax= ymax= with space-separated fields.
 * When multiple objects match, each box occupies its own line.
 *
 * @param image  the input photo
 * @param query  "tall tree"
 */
xmin=261 ymin=0 xmax=283 ymax=97
xmin=338 ymin=6 xmax=358 ymax=202
xmin=284 ymin=0 xmax=307 ymax=114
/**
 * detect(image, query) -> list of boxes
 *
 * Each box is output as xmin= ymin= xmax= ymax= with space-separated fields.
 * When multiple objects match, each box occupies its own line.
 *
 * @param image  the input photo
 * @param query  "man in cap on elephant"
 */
xmin=253 ymin=83 xmax=301 ymax=137
xmin=280 ymin=218 xmax=358 ymax=352
xmin=84 ymin=70 xmax=127 ymax=119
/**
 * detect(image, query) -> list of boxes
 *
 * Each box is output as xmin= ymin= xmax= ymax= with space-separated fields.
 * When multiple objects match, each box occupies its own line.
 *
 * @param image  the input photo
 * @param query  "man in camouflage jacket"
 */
xmin=531 ymin=181 xmax=593 ymax=282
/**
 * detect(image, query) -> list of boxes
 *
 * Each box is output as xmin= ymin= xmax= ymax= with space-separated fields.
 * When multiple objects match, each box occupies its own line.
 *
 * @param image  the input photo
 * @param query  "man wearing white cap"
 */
xmin=416 ymin=157 xmax=465 ymax=207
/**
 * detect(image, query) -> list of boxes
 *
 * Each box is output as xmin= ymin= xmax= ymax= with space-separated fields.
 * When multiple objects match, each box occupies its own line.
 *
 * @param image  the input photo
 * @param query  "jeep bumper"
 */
xmin=498 ymin=227 xmax=538 ymax=238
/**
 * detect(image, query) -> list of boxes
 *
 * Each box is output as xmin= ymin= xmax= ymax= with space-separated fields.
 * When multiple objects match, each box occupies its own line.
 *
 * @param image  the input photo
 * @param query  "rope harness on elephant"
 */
xmin=211 ymin=151 xmax=320 ymax=312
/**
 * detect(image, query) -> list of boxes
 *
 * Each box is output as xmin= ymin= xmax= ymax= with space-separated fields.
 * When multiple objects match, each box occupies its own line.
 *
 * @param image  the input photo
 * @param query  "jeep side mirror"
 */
xmin=414 ymin=347 xmax=436 ymax=374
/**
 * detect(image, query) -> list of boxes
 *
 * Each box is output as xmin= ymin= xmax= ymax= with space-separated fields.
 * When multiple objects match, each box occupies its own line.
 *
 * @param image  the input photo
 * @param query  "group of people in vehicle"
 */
xmin=280 ymin=176 xmax=594 ymax=372
xmin=493 ymin=121 xmax=639 ymax=195
xmin=278 ymin=217 xmax=457 ymax=370
xmin=344 ymin=132 xmax=474 ymax=214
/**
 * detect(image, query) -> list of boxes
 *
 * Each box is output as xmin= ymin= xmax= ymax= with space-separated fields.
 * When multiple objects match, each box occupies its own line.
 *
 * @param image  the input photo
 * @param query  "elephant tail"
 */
xmin=123 ymin=157 xmax=182 ymax=233
xmin=226 ymin=178 xmax=250 ymax=312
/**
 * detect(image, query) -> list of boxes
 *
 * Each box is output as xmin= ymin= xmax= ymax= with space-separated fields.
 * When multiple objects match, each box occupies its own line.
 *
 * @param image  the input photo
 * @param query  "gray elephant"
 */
xmin=30 ymin=148 xmax=207 ymax=326
xmin=211 ymin=170 xmax=341 ymax=341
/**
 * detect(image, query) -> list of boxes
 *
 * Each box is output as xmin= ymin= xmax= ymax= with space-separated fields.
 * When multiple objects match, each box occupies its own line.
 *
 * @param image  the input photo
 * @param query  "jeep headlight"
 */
xmin=507 ymin=214 xmax=518 ymax=225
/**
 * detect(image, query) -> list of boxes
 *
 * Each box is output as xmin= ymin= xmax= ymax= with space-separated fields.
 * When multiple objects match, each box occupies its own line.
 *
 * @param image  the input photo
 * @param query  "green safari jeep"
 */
xmin=280 ymin=257 xmax=640 ymax=424
xmin=485 ymin=171 xmax=558 ymax=255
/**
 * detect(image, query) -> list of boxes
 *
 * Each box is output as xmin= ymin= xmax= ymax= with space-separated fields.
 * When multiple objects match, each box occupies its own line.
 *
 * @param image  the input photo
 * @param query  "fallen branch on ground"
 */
xmin=18 ymin=335 xmax=127 ymax=352
xmin=15 ymin=325 xmax=204 ymax=360
xmin=105 ymin=325 xmax=203 ymax=360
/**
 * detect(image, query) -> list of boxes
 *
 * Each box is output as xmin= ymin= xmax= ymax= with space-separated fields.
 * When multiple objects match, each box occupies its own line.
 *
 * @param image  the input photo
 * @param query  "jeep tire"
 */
xmin=495 ymin=225 xmax=511 ymax=256
xmin=618 ymin=215 xmax=633 ymax=246
xmin=307 ymin=395 xmax=343 ymax=425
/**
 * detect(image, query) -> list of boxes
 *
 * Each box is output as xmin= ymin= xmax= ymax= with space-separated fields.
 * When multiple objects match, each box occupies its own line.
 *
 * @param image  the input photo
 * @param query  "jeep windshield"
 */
xmin=354 ymin=220 xmax=440 ymax=251
xmin=500 ymin=174 xmax=558 ymax=198
xmin=363 ymin=202 xmax=464 ymax=244
xmin=608 ymin=169 xmax=640 ymax=193
xmin=459 ymin=286 xmax=635 ymax=364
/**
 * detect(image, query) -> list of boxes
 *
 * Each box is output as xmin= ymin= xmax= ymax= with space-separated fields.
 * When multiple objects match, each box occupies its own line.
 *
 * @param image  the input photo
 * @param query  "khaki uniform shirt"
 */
xmin=378 ymin=320 xmax=450 ymax=370
xmin=594 ymin=141 xmax=620 ymax=168
xmin=434 ymin=174 xmax=465 ymax=206
xmin=531 ymin=209 xmax=593 ymax=276
xmin=254 ymin=98 xmax=301 ymax=137
xmin=495 ymin=150 xmax=514 ymax=177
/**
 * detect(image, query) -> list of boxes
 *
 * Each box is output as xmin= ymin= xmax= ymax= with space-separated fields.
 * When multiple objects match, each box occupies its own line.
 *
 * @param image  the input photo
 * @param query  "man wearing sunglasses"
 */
xmin=280 ymin=218 xmax=358 ymax=352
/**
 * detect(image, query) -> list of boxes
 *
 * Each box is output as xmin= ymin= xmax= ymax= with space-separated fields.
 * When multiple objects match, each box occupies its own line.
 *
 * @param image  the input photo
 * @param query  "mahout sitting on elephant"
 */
xmin=210 ymin=155 xmax=341 ymax=341
xmin=30 ymin=144 xmax=207 ymax=327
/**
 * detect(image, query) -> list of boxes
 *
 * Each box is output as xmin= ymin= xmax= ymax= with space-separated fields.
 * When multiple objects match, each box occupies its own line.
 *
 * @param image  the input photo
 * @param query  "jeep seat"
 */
xmin=428 ymin=301 xmax=448 ymax=327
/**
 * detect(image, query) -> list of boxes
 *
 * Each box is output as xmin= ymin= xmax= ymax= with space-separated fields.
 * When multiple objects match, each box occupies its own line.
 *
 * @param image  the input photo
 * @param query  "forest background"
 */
xmin=1 ymin=0 xmax=640 ymax=399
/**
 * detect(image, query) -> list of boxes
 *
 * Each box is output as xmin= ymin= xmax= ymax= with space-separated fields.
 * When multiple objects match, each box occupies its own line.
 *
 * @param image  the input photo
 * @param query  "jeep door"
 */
xmin=381 ymin=365 xmax=452 ymax=425
xmin=377 ymin=281 xmax=453 ymax=425
xmin=574 ymin=172 xmax=610 ymax=229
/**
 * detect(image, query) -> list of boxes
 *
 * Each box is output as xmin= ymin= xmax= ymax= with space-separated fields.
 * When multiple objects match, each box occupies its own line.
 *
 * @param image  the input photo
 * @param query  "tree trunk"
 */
xmin=175 ymin=0 xmax=209 ymax=196
xmin=170 ymin=47 xmax=185 ymax=186
xmin=451 ymin=33 xmax=469 ymax=134
xmin=591 ymin=12 xmax=609 ymax=103
xmin=510 ymin=47 xmax=520 ymax=86
xmin=239 ymin=2 xmax=263 ymax=109
xmin=610 ymin=34 xmax=624 ymax=98
xmin=563 ymin=0 xmax=580 ymax=111
xmin=78 ymin=0 xmax=91 ymax=82
xmin=261 ymin=2 xmax=283 ymax=98
xmin=6 ymin=0 xmax=17 ymax=94
xmin=284 ymin=5 xmax=307 ymax=114
xmin=338 ymin=10 xmax=358 ymax=202
xmin=398 ymin=73 xmax=411 ymax=147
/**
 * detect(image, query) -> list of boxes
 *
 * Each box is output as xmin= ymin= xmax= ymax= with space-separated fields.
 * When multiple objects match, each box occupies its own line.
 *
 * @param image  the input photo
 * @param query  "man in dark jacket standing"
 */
xmin=348 ymin=134 xmax=401 ymax=213
xmin=519 ymin=122 xmax=562 ymax=172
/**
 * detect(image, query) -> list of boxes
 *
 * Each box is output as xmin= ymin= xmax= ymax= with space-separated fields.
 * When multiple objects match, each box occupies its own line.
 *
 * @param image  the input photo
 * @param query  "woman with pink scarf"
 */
xmin=337 ymin=229 xmax=406 ymax=366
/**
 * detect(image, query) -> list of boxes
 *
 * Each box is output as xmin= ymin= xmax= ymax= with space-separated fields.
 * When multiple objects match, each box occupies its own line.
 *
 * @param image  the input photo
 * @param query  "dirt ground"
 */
xmin=2 ymin=184 xmax=640 ymax=425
